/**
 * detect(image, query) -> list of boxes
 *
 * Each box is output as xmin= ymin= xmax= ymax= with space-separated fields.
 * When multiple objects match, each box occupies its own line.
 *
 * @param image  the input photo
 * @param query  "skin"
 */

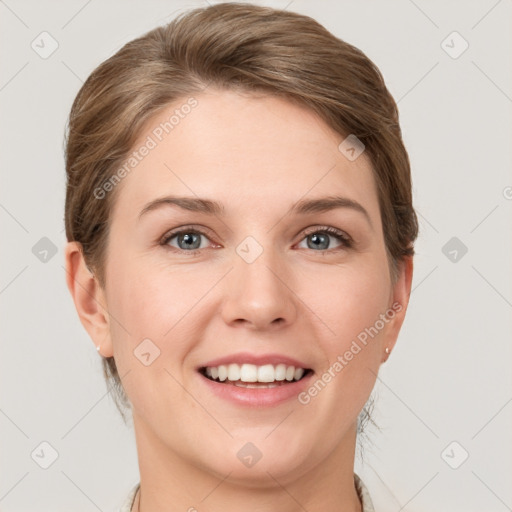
xmin=65 ymin=89 xmax=413 ymax=512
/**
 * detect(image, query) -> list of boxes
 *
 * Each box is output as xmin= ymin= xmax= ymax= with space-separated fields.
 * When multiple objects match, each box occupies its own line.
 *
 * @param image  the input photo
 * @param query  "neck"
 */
xmin=132 ymin=414 xmax=362 ymax=512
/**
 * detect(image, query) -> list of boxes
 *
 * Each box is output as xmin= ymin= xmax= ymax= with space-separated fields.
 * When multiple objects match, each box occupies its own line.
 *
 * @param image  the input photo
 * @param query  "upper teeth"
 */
xmin=205 ymin=364 xmax=305 ymax=383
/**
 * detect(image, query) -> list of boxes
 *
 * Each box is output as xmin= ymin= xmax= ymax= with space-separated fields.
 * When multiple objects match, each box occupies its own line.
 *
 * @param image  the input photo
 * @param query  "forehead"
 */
xmin=111 ymin=89 xmax=380 ymax=224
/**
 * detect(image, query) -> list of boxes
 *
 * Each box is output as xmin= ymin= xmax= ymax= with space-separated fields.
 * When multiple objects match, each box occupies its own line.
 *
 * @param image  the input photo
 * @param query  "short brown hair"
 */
xmin=64 ymin=2 xmax=418 ymax=419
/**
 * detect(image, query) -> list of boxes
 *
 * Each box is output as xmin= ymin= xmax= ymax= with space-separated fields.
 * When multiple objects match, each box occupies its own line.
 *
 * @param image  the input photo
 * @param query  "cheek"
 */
xmin=298 ymin=266 xmax=388 ymax=412
xmin=303 ymin=258 xmax=391 ymax=351
xmin=104 ymin=260 xmax=208 ymax=411
xmin=106 ymin=256 xmax=212 ymax=356
xmin=315 ymin=262 xmax=390 ymax=394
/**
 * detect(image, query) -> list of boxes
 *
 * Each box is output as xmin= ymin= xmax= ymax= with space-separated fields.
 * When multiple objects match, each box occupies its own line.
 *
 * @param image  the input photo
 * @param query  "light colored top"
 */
xmin=119 ymin=473 xmax=375 ymax=511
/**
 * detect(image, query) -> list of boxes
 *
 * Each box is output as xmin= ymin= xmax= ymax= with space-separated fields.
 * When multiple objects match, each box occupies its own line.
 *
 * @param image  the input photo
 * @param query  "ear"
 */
xmin=380 ymin=256 xmax=414 ymax=363
xmin=64 ymin=241 xmax=114 ymax=358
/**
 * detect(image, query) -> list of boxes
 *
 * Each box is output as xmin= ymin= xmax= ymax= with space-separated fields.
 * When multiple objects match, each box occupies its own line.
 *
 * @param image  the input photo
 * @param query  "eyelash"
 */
xmin=159 ymin=225 xmax=353 ymax=256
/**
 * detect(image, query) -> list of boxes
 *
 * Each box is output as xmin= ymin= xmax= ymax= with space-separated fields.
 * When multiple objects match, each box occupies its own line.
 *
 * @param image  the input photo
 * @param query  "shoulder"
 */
xmin=119 ymin=482 xmax=140 ymax=512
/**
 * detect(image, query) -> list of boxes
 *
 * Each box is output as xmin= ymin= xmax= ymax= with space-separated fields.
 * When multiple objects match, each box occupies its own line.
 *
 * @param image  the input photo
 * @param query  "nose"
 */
xmin=220 ymin=244 xmax=298 ymax=331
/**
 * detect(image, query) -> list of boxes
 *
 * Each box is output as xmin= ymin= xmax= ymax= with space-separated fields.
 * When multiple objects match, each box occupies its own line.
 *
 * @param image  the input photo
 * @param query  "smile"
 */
xmin=199 ymin=363 xmax=312 ymax=386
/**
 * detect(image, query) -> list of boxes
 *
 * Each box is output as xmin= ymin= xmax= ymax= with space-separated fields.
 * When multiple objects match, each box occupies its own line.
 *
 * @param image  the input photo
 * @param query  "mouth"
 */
xmin=198 ymin=363 xmax=313 ymax=388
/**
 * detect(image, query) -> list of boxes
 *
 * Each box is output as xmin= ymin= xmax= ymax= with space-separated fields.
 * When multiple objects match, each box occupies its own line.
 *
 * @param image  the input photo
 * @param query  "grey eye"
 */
xmin=306 ymin=232 xmax=330 ymax=250
xmin=169 ymin=232 xmax=204 ymax=250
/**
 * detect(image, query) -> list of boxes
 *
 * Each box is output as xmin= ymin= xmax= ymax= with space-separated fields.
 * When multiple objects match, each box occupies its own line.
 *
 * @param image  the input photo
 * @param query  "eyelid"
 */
xmin=158 ymin=224 xmax=215 ymax=246
xmin=301 ymin=225 xmax=352 ymax=242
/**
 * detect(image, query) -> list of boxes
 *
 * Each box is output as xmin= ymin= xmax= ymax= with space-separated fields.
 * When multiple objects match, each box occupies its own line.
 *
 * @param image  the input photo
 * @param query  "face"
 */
xmin=69 ymin=88 xmax=412 ymax=486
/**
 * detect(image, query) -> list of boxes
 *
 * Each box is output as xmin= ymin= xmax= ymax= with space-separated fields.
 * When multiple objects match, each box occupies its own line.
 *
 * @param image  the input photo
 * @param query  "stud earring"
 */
xmin=385 ymin=347 xmax=390 ymax=355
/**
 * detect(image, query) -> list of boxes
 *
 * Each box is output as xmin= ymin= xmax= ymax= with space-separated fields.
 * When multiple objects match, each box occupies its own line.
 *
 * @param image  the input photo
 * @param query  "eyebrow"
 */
xmin=138 ymin=195 xmax=373 ymax=228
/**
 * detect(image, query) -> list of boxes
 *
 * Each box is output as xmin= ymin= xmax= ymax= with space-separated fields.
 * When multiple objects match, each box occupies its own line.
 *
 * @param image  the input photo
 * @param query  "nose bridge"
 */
xmin=222 ymin=233 xmax=297 ymax=329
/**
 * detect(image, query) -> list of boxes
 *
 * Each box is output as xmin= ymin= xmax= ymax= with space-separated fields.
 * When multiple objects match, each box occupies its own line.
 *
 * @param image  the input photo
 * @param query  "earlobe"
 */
xmin=64 ymin=241 xmax=114 ymax=358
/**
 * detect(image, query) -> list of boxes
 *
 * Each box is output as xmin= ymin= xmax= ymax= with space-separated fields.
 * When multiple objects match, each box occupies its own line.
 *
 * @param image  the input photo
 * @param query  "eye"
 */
xmin=159 ymin=225 xmax=353 ymax=256
xmin=297 ymin=226 xmax=352 ymax=252
xmin=160 ymin=227 xmax=212 ymax=255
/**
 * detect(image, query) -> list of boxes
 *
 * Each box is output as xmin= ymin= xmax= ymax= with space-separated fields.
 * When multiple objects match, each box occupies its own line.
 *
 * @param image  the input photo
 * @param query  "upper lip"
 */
xmin=198 ymin=352 xmax=311 ymax=370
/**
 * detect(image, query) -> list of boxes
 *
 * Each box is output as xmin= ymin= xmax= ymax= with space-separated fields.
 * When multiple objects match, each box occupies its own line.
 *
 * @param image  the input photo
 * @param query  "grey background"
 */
xmin=1 ymin=0 xmax=511 ymax=510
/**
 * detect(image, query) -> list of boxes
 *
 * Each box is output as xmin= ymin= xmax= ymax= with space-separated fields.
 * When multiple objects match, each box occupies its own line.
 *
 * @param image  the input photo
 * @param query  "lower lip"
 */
xmin=198 ymin=371 xmax=314 ymax=407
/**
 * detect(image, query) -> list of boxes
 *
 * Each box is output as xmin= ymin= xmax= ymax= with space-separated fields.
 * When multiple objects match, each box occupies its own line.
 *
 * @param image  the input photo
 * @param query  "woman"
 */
xmin=64 ymin=3 xmax=418 ymax=511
